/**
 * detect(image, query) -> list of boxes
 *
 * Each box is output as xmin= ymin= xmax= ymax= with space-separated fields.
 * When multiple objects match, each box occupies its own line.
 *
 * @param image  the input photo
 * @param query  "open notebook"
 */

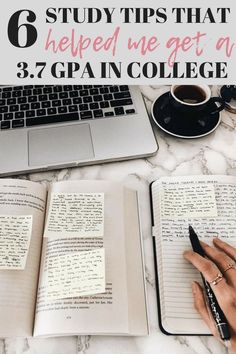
xmin=0 ymin=179 xmax=148 ymax=337
xmin=150 ymin=175 xmax=236 ymax=335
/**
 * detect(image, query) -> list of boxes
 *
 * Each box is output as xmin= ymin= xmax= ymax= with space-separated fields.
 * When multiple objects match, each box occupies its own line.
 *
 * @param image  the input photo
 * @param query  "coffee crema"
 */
xmin=174 ymin=86 xmax=206 ymax=104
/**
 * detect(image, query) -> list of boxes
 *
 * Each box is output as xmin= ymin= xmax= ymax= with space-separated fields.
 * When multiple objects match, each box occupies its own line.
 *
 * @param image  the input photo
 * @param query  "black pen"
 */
xmin=188 ymin=225 xmax=231 ymax=342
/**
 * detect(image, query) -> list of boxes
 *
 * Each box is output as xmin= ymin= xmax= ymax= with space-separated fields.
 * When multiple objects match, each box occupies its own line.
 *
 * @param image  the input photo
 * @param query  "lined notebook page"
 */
xmin=152 ymin=175 xmax=236 ymax=334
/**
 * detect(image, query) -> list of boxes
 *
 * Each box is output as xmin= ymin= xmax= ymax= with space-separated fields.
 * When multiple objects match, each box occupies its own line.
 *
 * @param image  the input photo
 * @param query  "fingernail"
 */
xmin=192 ymin=282 xmax=198 ymax=295
xmin=183 ymin=250 xmax=189 ymax=257
xmin=213 ymin=237 xmax=221 ymax=243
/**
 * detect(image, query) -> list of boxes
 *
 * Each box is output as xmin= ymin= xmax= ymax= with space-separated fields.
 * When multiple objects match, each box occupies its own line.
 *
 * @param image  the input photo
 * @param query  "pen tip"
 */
xmin=189 ymin=225 xmax=195 ymax=235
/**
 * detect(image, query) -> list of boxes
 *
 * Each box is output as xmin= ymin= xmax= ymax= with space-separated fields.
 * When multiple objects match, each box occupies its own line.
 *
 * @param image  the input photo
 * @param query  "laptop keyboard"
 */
xmin=0 ymin=85 xmax=136 ymax=130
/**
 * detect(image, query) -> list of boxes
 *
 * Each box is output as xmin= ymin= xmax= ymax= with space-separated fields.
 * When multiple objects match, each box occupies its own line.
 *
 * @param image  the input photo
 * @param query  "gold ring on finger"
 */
xmin=209 ymin=273 xmax=224 ymax=286
xmin=223 ymin=262 xmax=236 ymax=274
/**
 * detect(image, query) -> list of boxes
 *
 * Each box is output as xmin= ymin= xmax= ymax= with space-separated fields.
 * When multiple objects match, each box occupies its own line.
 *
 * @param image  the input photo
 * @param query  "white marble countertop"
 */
xmin=1 ymin=85 xmax=236 ymax=354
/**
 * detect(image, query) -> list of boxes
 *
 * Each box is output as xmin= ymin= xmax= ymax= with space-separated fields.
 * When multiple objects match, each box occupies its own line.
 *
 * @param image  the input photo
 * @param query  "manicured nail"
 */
xmin=192 ymin=282 xmax=198 ymax=295
xmin=183 ymin=250 xmax=192 ymax=259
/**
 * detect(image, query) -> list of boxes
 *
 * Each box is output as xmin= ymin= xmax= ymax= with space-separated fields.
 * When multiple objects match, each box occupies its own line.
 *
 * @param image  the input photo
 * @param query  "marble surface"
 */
xmin=1 ymin=85 xmax=236 ymax=354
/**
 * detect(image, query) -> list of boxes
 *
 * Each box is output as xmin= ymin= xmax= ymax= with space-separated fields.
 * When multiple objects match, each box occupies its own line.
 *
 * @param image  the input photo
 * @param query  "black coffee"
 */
xmin=174 ymin=86 xmax=206 ymax=104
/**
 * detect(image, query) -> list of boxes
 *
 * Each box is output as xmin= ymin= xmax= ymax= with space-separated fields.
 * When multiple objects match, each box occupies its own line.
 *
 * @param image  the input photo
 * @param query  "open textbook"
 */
xmin=0 ymin=179 xmax=148 ymax=337
xmin=150 ymin=175 xmax=236 ymax=335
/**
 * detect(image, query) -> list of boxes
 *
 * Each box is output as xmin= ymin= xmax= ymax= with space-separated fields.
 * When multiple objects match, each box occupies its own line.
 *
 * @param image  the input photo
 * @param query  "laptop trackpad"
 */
xmin=28 ymin=124 xmax=94 ymax=166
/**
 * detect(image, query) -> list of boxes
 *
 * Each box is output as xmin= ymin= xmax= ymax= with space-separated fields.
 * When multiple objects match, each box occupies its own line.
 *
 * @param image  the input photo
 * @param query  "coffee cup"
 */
xmin=170 ymin=85 xmax=225 ymax=116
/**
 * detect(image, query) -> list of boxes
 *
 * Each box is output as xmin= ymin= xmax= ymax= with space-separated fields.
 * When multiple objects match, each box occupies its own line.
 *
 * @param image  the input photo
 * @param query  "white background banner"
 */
xmin=1 ymin=0 xmax=236 ymax=84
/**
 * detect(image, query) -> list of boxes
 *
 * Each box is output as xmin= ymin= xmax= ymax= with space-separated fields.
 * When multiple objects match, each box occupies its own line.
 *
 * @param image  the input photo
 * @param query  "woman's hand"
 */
xmin=184 ymin=238 xmax=236 ymax=351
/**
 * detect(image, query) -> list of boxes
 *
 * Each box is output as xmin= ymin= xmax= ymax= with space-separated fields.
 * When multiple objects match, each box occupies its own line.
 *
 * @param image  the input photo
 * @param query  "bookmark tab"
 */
xmin=152 ymin=226 xmax=159 ymax=237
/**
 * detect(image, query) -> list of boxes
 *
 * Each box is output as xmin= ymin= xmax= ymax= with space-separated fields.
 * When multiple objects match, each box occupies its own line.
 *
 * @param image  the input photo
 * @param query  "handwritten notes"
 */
xmin=0 ymin=215 xmax=33 ymax=270
xmin=159 ymin=217 xmax=236 ymax=320
xmin=44 ymin=193 xmax=104 ymax=238
xmin=44 ymin=193 xmax=106 ymax=300
xmin=46 ymin=248 xmax=105 ymax=300
xmin=161 ymin=183 xmax=218 ymax=219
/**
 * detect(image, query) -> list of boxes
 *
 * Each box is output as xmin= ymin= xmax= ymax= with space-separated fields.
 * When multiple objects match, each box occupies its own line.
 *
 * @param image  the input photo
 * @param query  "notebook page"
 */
xmin=161 ymin=219 xmax=236 ymax=316
xmin=152 ymin=175 xmax=236 ymax=334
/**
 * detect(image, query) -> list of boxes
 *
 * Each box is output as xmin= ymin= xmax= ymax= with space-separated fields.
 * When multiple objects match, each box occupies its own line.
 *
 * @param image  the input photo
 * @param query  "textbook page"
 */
xmin=34 ymin=180 xmax=130 ymax=336
xmin=152 ymin=175 xmax=236 ymax=334
xmin=0 ymin=179 xmax=47 ymax=337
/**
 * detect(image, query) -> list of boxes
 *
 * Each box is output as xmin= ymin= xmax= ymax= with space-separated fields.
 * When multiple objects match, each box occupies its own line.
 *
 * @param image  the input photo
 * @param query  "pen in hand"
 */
xmin=188 ymin=225 xmax=231 ymax=342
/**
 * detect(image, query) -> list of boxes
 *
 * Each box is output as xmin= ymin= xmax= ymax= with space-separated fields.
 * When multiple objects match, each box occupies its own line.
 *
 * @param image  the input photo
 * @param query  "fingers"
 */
xmin=230 ymin=336 xmax=236 ymax=352
xmin=213 ymin=238 xmax=236 ymax=261
xmin=183 ymin=250 xmax=229 ymax=298
xmin=193 ymin=280 xmax=236 ymax=350
xmin=200 ymin=241 xmax=236 ymax=286
xmin=192 ymin=282 xmax=218 ymax=335
xmin=185 ymin=239 xmax=236 ymax=349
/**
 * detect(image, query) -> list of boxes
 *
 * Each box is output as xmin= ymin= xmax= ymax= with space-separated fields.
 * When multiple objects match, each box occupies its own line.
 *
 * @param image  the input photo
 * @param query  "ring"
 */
xmin=209 ymin=273 xmax=224 ymax=286
xmin=223 ymin=262 xmax=236 ymax=273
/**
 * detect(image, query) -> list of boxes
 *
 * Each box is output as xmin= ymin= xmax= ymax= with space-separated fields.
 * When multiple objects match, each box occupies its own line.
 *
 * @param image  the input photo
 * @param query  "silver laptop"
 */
xmin=0 ymin=85 xmax=158 ymax=176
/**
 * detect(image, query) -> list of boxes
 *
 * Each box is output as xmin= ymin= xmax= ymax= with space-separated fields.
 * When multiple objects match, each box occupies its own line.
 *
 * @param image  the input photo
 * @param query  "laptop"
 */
xmin=0 ymin=85 xmax=158 ymax=176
